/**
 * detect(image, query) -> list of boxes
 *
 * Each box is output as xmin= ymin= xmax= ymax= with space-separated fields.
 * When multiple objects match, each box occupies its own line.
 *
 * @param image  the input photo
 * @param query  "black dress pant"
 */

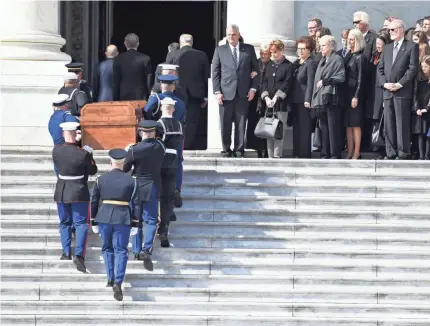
xmin=246 ymin=97 xmax=266 ymax=151
xmin=184 ymin=97 xmax=203 ymax=150
xmin=319 ymin=105 xmax=341 ymax=158
xmin=159 ymin=166 xmax=177 ymax=234
xmin=383 ymin=98 xmax=411 ymax=158
xmin=219 ymin=96 xmax=249 ymax=152
xmin=292 ymin=103 xmax=312 ymax=158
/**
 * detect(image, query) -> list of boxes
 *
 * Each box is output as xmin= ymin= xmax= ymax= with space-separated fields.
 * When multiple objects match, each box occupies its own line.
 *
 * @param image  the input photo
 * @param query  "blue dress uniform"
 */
xmin=123 ymin=120 xmax=165 ymax=271
xmin=144 ymin=74 xmax=185 ymax=209
xmin=90 ymin=149 xmax=141 ymax=301
xmin=48 ymin=94 xmax=79 ymax=146
xmin=52 ymin=122 xmax=98 ymax=272
xmin=66 ymin=62 xmax=93 ymax=103
xmin=157 ymin=98 xmax=184 ymax=248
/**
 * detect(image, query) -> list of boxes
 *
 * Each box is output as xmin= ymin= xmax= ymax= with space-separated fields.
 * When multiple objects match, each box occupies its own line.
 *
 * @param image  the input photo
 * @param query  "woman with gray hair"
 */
xmin=311 ymin=35 xmax=345 ymax=159
xmin=343 ymin=29 xmax=367 ymax=159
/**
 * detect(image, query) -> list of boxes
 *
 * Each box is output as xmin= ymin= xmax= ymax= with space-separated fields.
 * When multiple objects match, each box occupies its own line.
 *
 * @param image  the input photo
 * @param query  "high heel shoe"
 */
xmin=352 ymin=154 xmax=362 ymax=160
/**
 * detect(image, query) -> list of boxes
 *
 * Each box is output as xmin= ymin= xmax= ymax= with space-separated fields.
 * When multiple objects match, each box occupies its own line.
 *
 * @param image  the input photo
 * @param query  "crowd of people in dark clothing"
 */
xmin=245 ymin=13 xmax=430 ymax=160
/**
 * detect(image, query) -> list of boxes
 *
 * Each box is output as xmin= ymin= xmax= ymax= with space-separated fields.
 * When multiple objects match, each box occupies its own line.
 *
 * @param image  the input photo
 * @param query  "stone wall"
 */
xmin=294 ymin=1 xmax=430 ymax=47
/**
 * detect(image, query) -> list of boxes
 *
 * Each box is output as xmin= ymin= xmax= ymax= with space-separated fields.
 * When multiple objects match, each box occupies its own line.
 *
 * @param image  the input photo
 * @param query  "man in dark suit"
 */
xmin=377 ymin=19 xmax=419 ymax=159
xmin=93 ymin=45 xmax=118 ymax=102
xmin=166 ymin=34 xmax=210 ymax=149
xmin=212 ymin=24 xmax=259 ymax=158
xmin=113 ymin=33 xmax=152 ymax=101
xmin=353 ymin=11 xmax=377 ymax=61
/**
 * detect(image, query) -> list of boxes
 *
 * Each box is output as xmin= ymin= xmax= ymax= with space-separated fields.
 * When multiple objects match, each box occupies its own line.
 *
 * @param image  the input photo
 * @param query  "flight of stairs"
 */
xmin=1 ymin=147 xmax=430 ymax=325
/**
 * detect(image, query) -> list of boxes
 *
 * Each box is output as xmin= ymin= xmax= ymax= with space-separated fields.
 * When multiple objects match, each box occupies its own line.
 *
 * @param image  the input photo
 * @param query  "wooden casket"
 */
xmin=80 ymin=101 xmax=146 ymax=150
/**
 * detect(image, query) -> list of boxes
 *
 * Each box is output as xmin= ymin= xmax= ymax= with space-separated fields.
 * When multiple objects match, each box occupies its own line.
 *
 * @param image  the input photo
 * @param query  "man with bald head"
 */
xmin=93 ymin=44 xmax=118 ymax=102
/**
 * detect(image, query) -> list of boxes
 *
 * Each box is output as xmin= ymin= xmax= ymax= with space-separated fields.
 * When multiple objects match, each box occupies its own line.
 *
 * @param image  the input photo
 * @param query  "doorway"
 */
xmin=112 ymin=1 xmax=216 ymax=72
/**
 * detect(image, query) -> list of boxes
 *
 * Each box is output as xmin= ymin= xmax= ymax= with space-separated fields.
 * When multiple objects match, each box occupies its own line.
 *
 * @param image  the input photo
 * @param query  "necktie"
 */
xmin=393 ymin=42 xmax=399 ymax=63
xmin=233 ymin=47 xmax=238 ymax=68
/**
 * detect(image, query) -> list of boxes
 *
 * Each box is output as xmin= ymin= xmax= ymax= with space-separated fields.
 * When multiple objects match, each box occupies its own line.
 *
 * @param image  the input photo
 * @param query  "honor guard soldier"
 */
xmin=66 ymin=62 xmax=93 ymax=103
xmin=157 ymin=97 xmax=184 ymax=247
xmin=123 ymin=120 xmax=165 ymax=271
xmin=48 ymin=94 xmax=79 ymax=146
xmin=58 ymin=72 xmax=89 ymax=117
xmin=53 ymin=122 xmax=98 ymax=272
xmin=144 ymin=74 xmax=185 ymax=211
xmin=151 ymin=64 xmax=186 ymax=102
xmin=90 ymin=149 xmax=141 ymax=301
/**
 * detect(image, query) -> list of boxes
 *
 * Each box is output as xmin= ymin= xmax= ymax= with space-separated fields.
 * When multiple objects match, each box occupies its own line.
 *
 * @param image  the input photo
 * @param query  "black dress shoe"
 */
xmin=221 ymin=151 xmax=233 ymax=158
xmin=257 ymin=150 xmax=263 ymax=158
xmin=234 ymin=151 xmax=245 ymax=158
xmin=384 ymin=156 xmax=395 ymax=160
xmin=140 ymin=252 xmax=154 ymax=271
xmin=174 ymin=189 xmax=182 ymax=208
xmin=134 ymin=253 xmax=142 ymax=260
xmin=263 ymin=151 xmax=269 ymax=158
xmin=113 ymin=283 xmax=123 ymax=301
xmin=60 ymin=253 xmax=71 ymax=260
xmin=159 ymin=233 xmax=170 ymax=248
xmin=170 ymin=212 xmax=177 ymax=222
xmin=73 ymin=255 xmax=86 ymax=273
xmin=106 ymin=280 xmax=114 ymax=287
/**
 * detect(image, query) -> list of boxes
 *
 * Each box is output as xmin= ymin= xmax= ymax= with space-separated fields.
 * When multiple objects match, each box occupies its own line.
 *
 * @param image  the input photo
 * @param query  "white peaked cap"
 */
xmin=64 ymin=72 xmax=78 ymax=81
xmin=53 ymin=94 xmax=70 ymax=105
xmin=60 ymin=122 xmax=80 ymax=131
xmin=160 ymin=97 xmax=177 ymax=106
xmin=158 ymin=64 xmax=179 ymax=71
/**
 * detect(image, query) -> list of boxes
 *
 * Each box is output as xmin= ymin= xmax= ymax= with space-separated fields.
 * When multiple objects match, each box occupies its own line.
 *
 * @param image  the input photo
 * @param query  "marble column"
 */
xmin=0 ymin=1 xmax=71 ymax=146
xmin=207 ymin=0 xmax=296 ymax=152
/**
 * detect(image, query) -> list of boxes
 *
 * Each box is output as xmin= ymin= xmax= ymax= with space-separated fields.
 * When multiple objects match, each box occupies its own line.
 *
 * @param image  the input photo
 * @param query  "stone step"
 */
xmin=4 ymin=231 xmax=430 ymax=251
xmin=2 ymin=246 xmax=429 ymax=263
xmin=4 ymin=218 xmax=430 ymax=235
xmin=2 ymin=193 xmax=429 ymax=211
xmin=3 ymin=180 xmax=430 ymax=198
xmin=4 ymin=273 xmax=430 ymax=288
xmin=2 ymin=170 xmax=430 ymax=186
xmin=2 ymin=258 xmax=430 ymax=277
xmin=3 ymin=282 xmax=430 ymax=303
xmin=2 ymin=207 xmax=429 ymax=226
xmin=1 ymin=315 xmax=429 ymax=326
xmin=2 ymin=301 xmax=430 ymax=318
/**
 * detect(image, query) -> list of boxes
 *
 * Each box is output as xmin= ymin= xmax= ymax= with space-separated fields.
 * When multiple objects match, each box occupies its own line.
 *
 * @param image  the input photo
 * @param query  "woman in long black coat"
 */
xmin=343 ymin=29 xmax=367 ymax=159
xmin=366 ymin=31 xmax=391 ymax=158
xmin=246 ymin=44 xmax=270 ymax=158
xmin=412 ymin=56 xmax=430 ymax=160
xmin=290 ymin=36 xmax=318 ymax=158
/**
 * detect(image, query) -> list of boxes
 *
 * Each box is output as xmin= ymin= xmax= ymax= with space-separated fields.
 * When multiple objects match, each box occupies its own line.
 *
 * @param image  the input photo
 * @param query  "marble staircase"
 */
xmin=1 ymin=147 xmax=430 ymax=325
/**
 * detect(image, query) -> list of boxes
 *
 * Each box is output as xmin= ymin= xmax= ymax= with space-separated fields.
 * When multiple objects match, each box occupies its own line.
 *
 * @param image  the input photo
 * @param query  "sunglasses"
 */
xmin=353 ymin=20 xmax=361 ymax=24
xmin=389 ymin=28 xmax=399 ymax=32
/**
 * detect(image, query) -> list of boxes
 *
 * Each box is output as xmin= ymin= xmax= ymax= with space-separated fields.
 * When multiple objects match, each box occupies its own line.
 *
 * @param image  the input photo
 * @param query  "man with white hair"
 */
xmin=212 ymin=24 xmax=259 ymax=158
xmin=58 ymin=72 xmax=88 ymax=117
xmin=377 ymin=19 xmax=419 ymax=159
xmin=353 ymin=11 xmax=377 ymax=61
xmin=113 ymin=33 xmax=152 ymax=101
xmin=93 ymin=44 xmax=118 ymax=102
xmin=166 ymin=33 xmax=210 ymax=150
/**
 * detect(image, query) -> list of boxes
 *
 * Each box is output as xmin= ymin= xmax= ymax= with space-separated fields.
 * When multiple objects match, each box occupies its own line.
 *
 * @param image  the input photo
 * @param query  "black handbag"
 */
xmin=313 ymin=119 xmax=322 ymax=148
xmin=254 ymin=107 xmax=283 ymax=140
xmin=371 ymin=113 xmax=385 ymax=147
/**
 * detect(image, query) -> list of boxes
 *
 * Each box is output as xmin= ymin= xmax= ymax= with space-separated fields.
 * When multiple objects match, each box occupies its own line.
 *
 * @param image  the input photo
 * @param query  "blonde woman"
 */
xmin=344 ymin=29 xmax=367 ymax=159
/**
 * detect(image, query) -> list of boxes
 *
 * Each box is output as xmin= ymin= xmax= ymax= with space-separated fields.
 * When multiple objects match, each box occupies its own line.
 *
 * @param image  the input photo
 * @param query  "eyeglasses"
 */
xmin=389 ymin=28 xmax=399 ymax=32
xmin=353 ymin=20 xmax=361 ymax=24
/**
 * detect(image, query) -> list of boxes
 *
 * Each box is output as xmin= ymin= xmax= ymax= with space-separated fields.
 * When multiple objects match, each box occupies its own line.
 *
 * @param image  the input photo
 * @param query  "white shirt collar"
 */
xmin=395 ymin=37 xmax=404 ymax=48
xmin=229 ymin=43 xmax=239 ymax=51
xmin=363 ymin=31 xmax=368 ymax=38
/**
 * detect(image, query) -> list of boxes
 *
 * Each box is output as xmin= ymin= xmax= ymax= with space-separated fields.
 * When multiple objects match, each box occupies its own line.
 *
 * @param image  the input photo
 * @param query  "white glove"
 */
xmin=125 ymin=143 xmax=134 ymax=152
xmin=272 ymin=96 xmax=278 ymax=106
xmin=92 ymin=225 xmax=99 ymax=234
xmin=75 ymin=130 xmax=82 ymax=142
xmin=83 ymin=145 xmax=93 ymax=154
xmin=265 ymin=97 xmax=272 ymax=107
xmin=130 ymin=227 xmax=138 ymax=236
